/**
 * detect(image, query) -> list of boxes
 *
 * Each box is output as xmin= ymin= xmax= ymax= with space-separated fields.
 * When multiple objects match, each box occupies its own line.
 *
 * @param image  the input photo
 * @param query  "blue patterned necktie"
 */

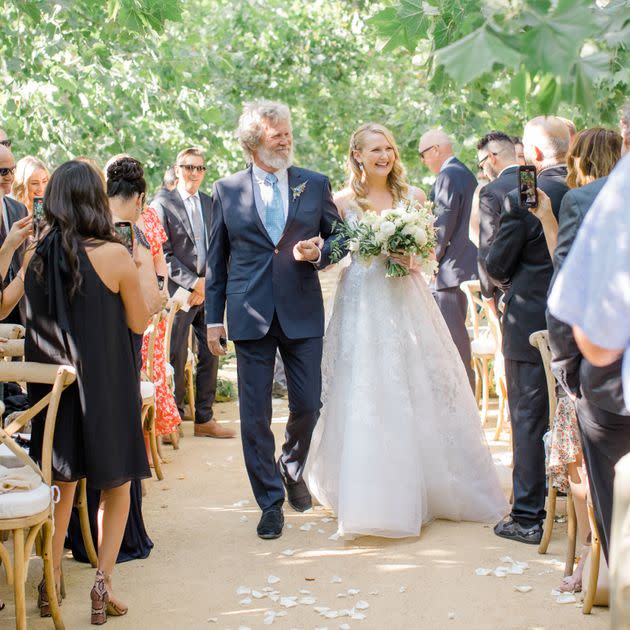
xmin=263 ymin=173 xmax=285 ymax=244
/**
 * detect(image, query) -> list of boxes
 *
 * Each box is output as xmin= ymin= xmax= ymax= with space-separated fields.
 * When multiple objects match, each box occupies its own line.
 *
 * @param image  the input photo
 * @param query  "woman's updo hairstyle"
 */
xmin=106 ymin=156 xmax=146 ymax=199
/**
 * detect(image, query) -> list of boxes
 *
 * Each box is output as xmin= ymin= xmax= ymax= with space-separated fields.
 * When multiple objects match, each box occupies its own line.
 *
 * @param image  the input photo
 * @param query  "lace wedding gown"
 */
xmin=305 ymin=208 xmax=508 ymax=538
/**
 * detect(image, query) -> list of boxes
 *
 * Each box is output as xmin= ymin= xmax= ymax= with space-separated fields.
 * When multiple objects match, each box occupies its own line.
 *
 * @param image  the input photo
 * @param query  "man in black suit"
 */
xmin=153 ymin=147 xmax=235 ymax=439
xmin=151 ymin=166 xmax=178 ymax=208
xmin=486 ymin=116 xmax=570 ymax=544
xmin=475 ymin=132 xmax=520 ymax=310
xmin=0 ymin=143 xmax=28 ymax=324
xmin=419 ymin=130 xmax=478 ymax=387
xmin=548 ymin=169 xmax=630 ymax=561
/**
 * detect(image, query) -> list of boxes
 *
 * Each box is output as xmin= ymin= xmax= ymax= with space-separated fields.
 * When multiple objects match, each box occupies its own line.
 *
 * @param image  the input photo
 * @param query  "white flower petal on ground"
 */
xmin=280 ymin=597 xmax=298 ymax=608
xmin=556 ymin=593 xmax=577 ymax=604
xmin=493 ymin=567 xmax=509 ymax=578
xmin=324 ymin=610 xmax=339 ymax=618
xmin=475 ymin=568 xmax=492 ymax=576
xmin=298 ymin=589 xmax=311 ymax=594
xmin=514 ymin=586 xmax=532 ymax=593
xmin=351 ymin=612 xmax=366 ymax=620
xmin=239 ymin=597 xmax=252 ymax=605
xmin=238 ymin=626 xmax=252 ymax=630
xmin=321 ymin=517 xmax=333 ymax=523
xmin=399 ymin=586 xmax=407 ymax=593
xmin=331 ymin=576 xmax=343 ymax=583
xmin=318 ymin=529 xmax=325 ymax=534
xmin=251 ymin=590 xmax=265 ymax=599
xmin=299 ymin=596 xmax=317 ymax=605
xmin=354 ymin=601 xmax=369 ymax=610
xmin=339 ymin=624 xmax=351 ymax=630
xmin=207 ymin=617 xmax=218 ymax=623
xmin=347 ymin=589 xmax=360 ymax=596
xmin=236 ymin=586 xmax=251 ymax=595
xmin=369 ymin=590 xmax=379 ymax=596
xmin=329 ymin=532 xmax=341 ymax=541
xmin=448 ymin=612 xmax=456 ymax=620
xmin=239 ymin=516 xmax=248 ymax=523
xmin=314 ymin=607 xmax=330 ymax=614
xmin=508 ymin=565 xmax=524 ymax=575
xmin=232 ymin=499 xmax=250 ymax=507
xmin=267 ymin=575 xmax=280 ymax=585
xmin=300 ymin=523 xmax=312 ymax=532
xmin=286 ymin=524 xmax=293 ymax=529
xmin=281 ymin=549 xmax=296 ymax=557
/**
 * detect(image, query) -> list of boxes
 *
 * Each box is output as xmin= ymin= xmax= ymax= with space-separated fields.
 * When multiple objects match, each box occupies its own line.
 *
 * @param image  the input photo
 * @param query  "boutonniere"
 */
xmin=291 ymin=180 xmax=308 ymax=201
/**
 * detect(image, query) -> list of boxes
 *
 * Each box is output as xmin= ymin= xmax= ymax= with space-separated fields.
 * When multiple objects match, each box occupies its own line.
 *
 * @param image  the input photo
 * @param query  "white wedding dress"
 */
xmin=305 ymin=208 xmax=508 ymax=538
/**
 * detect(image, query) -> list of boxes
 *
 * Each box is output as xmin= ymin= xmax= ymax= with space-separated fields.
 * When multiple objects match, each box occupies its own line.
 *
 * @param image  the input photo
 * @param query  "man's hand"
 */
xmin=293 ymin=236 xmax=324 ymax=262
xmin=193 ymin=277 xmax=205 ymax=297
xmin=5 ymin=216 xmax=33 ymax=250
xmin=207 ymin=325 xmax=227 ymax=356
xmin=188 ymin=291 xmax=204 ymax=306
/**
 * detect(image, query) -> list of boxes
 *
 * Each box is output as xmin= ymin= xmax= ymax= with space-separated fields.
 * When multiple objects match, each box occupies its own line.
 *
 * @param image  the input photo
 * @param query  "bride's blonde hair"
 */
xmin=348 ymin=123 xmax=409 ymax=213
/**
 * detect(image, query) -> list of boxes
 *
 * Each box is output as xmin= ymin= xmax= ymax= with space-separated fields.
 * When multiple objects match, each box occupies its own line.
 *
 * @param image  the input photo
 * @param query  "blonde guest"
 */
xmin=11 ymin=156 xmax=49 ymax=213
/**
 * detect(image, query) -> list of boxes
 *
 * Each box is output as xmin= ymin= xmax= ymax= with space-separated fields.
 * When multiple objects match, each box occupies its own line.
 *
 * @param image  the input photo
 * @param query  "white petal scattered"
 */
xmin=263 ymin=616 xmax=275 ymax=626
xmin=355 ymin=600 xmax=369 ymax=610
xmin=336 ymin=593 xmax=347 ymax=598
xmin=232 ymin=499 xmax=250 ymax=507
xmin=207 ymin=618 xmax=218 ymax=623
xmin=347 ymin=588 xmax=360 ymax=596
xmin=318 ymin=529 xmax=326 ymax=534
xmin=321 ymin=517 xmax=333 ymax=523
xmin=315 ymin=628 xmax=329 ymax=630
xmin=514 ymin=585 xmax=533 ymax=593
xmin=331 ymin=576 xmax=343 ymax=584
xmin=281 ymin=549 xmax=296 ymax=557
xmin=236 ymin=586 xmax=251 ymax=595
xmin=267 ymin=575 xmax=281 ymax=585
xmin=275 ymin=612 xmax=287 ymax=618
xmin=352 ymin=612 xmax=366 ymax=620
xmin=251 ymin=590 xmax=265 ymax=599
xmin=448 ymin=612 xmax=456 ymax=620
xmin=238 ymin=627 xmax=251 ymax=630
xmin=226 ymin=456 xmax=234 ymax=463
xmin=475 ymin=568 xmax=492 ymax=576
xmin=300 ymin=523 xmax=313 ymax=532
xmin=299 ymin=596 xmax=317 ymax=605
xmin=280 ymin=597 xmax=298 ymax=608
xmin=286 ymin=524 xmax=293 ymax=529
xmin=324 ymin=610 xmax=339 ymax=618
xmin=399 ymin=586 xmax=407 ymax=593
xmin=369 ymin=590 xmax=379 ymax=596
xmin=239 ymin=597 xmax=252 ymax=605
xmin=499 ymin=555 xmax=514 ymax=564
xmin=329 ymin=532 xmax=341 ymax=541
xmin=508 ymin=565 xmax=524 ymax=575
xmin=269 ymin=595 xmax=280 ymax=603
xmin=556 ymin=593 xmax=577 ymax=604
xmin=493 ymin=567 xmax=509 ymax=578
xmin=239 ymin=516 xmax=248 ymax=523
xmin=339 ymin=624 xmax=351 ymax=630
xmin=314 ymin=606 xmax=330 ymax=614
xmin=298 ymin=589 xmax=311 ymax=594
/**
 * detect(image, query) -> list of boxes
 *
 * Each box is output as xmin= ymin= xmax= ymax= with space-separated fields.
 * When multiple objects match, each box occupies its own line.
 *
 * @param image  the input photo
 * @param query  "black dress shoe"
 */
xmin=494 ymin=516 xmax=542 ymax=545
xmin=278 ymin=459 xmax=312 ymax=512
xmin=257 ymin=505 xmax=284 ymax=540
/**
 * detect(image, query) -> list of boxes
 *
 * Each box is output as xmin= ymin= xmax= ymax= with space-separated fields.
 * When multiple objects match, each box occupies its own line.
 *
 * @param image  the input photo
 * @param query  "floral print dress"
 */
xmin=141 ymin=206 xmax=181 ymax=436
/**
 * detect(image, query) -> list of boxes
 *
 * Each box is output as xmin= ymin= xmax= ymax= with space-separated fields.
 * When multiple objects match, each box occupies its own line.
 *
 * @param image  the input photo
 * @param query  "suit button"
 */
xmin=274 ymin=248 xmax=279 ymax=254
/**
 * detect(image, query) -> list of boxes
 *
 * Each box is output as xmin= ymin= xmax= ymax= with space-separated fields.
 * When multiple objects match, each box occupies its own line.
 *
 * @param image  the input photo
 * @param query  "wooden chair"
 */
xmin=529 ymin=330 xmax=578 ymax=575
xmin=583 ymin=499 xmax=604 ymax=614
xmin=142 ymin=312 xmax=163 ymax=480
xmin=184 ymin=326 xmax=196 ymax=422
xmin=0 ymin=324 xmax=25 ymax=340
xmin=460 ymin=280 xmax=497 ymax=425
xmin=0 ymin=362 xmax=76 ymax=630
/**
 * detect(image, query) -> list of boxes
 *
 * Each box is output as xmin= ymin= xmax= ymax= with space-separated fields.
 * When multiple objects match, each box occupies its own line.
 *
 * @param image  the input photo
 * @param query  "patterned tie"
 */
xmin=263 ymin=173 xmax=285 ymax=245
xmin=189 ymin=195 xmax=207 ymax=274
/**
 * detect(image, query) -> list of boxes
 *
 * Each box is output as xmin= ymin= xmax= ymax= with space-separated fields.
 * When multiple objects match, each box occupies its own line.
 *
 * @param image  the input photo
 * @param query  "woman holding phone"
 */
xmin=11 ymin=155 xmax=49 ymax=215
xmin=23 ymin=160 xmax=155 ymax=623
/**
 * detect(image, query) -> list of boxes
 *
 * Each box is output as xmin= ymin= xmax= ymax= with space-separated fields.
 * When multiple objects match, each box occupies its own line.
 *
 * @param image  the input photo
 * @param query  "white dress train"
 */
xmin=305 ymin=210 xmax=508 ymax=538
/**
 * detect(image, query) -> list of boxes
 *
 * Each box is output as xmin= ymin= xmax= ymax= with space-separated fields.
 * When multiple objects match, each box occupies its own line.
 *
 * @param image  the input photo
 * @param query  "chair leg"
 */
xmin=494 ymin=392 xmax=505 ymax=441
xmin=43 ymin=519 xmax=65 ymax=629
xmin=185 ymin=366 xmax=195 ymax=420
xmin=565 ymin=491 xmax=577 ymax=577
xmin=583 ymin=503 xmax=601 ymax=614
xmin=480 ymin=358 xmax=490 ymax=425
xmin=538 ymin=485 xmax=557 ymax=554
xmin=473 ymin=358 xmax=482 ymax=406
xmin=76 ymin=479 xmax=98 ymax=568
xmin=13 ymin=527 xmax=26 ymax=630
xmin=148 ymin=406 xmax=163 ymax=481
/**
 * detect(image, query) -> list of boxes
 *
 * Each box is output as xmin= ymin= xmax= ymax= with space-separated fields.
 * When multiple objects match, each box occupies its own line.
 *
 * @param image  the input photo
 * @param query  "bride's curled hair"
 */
xmin=348 ymin=123 xmax=409 ymax=213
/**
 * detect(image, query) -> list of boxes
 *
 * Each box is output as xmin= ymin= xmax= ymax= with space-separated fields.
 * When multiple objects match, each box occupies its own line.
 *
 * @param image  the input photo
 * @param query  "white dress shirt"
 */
xmin=252 ymin=164 xmax=289 ymax=221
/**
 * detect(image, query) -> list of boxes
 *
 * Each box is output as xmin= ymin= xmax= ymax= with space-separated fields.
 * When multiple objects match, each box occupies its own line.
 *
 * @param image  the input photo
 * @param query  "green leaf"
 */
xmin=510 ymin=68 xmax=530 ymax=104
xmin=536 ymin=74 xmax=561 ymax=114
xmin=368 ymin=2 xmax=431 ymax=53
xmin=434 ymin=25 xmax=521 ymax=85
xmin=368 ymin=8 xmax=409 ymax=53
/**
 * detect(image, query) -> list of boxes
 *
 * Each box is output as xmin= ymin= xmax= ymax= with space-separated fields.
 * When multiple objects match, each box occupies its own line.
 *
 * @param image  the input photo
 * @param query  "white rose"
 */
xmin=349 ymin=240 xmax=359 ymax=252
xmin=379 ymin=220 xmax=396 ymax=238
xmin=414 ymin=227 xmax=427 ymax=246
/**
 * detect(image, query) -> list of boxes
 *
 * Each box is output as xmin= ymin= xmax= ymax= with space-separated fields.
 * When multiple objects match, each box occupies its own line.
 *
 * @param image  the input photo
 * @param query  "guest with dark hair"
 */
xmin=511 ymin=136 xmax=526 ymax=165
xmin=22 ymin=159 xmax=155 ymax=623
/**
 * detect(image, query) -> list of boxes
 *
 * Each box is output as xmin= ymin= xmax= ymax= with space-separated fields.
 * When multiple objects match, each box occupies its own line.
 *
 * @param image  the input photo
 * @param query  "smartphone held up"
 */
xmin=33 ymin=196 xmax=44 ymax=235
xmin=114 ymin=221 xmax=134 ymax=255
xmin=518 ymin=165 xmax=538 ymax=208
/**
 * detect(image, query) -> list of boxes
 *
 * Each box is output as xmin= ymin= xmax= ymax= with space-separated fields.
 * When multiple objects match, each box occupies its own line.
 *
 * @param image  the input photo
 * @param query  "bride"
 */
xmin=305 ymin=123 xmax=508 ymax=538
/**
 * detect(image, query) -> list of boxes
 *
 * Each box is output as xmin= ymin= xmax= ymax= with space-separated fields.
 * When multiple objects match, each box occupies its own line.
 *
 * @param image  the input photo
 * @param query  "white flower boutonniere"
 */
xmin=291 ymin=180 xmax=308 ymax=201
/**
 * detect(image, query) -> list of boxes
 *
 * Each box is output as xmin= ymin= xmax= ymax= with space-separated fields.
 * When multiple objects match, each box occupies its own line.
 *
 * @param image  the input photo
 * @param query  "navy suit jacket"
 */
xmin=205 ymin=165 xmax=341 ymax=341
xmin=429 ymin=157 xmax=478 ymax=290
xmin=152 ymin=188 xmax=212 ymax=294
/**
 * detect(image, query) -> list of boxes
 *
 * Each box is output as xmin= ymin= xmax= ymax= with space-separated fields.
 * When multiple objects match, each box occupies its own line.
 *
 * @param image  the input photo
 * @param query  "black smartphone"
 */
xmin=156 ymin=274 xmax=165 ymax=291
xmin=518 ymin=165 xmax=538 ymax=208
xmin=114 ymin=221 xmax=134 ymax=254
xmin=219 ymin=336 xmax=228 ymax=351
xmin=33 ymin=196 xmax=44 ymax=231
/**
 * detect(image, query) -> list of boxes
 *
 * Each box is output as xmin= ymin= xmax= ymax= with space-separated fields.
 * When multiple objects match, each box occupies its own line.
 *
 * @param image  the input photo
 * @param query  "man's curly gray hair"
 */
xmin=237 ymin=100 xmax=292 ymax=160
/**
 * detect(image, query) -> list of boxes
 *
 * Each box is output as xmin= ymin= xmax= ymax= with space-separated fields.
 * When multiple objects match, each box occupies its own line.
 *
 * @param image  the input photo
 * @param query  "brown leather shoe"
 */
xmin=193 ymin=419 xmax=236 ymax=439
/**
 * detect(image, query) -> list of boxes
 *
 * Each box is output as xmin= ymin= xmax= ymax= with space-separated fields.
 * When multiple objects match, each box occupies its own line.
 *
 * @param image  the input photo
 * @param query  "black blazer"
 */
xmin=486 ymin=165 xmax=568 ymax=362
xmin=152 ymin=188 xmax=212 ymax=294
xmin=429 ymin=157 xmax=478 ymax=290
xmin=477 ymin=165 xmax=519 ymax=300
xmin=205 ymin=165 xmax=341 ymax=341
xmin=546 ymin=177 xmax=629 ymax=416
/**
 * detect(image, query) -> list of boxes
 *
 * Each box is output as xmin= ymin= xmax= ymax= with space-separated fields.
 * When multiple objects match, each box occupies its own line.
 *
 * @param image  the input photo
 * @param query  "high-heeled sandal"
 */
xmin=90 ymin=570 xmax=109 ymax=625
xmin=37 ymin=577 xmax=62 ymax=618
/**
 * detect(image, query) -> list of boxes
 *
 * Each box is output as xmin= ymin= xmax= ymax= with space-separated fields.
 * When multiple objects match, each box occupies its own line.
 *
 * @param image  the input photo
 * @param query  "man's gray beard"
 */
xmin=257 ymin=145 xmax=294 ymax=171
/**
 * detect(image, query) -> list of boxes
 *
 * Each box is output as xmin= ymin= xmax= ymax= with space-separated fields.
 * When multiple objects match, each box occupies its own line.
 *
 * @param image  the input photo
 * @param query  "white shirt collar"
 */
xmin=177 ymin=181 xmax=200 ymax=203
xmin=498 ymin=164 xmax=520 ymax=177
xmin=252 ymin=163 xmax=288 ymax=185
xmin=439 ymin=155 xmax=456 ymax=172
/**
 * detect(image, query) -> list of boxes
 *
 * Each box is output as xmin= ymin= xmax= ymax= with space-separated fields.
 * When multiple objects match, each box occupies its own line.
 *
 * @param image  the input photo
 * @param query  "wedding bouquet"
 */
xmin=331 ymin=198 xmax=438 ymax=278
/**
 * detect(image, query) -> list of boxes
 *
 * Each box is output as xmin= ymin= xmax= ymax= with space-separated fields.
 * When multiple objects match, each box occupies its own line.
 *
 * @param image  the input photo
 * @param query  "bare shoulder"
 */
xmin=333 ymin=187 xmax=354 ymax=215
xmin=85 ymin=241 xmax=133 ymax=292
xmin=408 ymin=186 xmax=427 ymax=204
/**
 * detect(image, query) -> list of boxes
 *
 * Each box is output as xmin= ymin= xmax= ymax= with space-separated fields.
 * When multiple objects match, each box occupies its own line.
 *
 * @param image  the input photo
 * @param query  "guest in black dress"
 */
xmin=24 ymin=160 xmax=157 ymax=624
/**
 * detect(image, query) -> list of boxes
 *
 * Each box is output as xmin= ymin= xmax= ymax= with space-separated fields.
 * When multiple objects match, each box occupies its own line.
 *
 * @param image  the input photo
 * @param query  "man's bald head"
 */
xmin=418 ymin=129 xmax=454 ymax=175
xmin=522 ymin=116 xmax=570 ymax=171
xmin=0 ymin=144 xmax=16 ymax=196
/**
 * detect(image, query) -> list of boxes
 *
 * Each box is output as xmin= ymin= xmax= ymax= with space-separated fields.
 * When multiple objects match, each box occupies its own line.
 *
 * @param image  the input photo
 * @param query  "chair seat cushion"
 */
xmin=140 ymin=381 xmax=155 ymax=400
xmin=0 ymin=443 xmax=20 ymax=469
xmin=0 ymin=481 xmax=50 ymax=519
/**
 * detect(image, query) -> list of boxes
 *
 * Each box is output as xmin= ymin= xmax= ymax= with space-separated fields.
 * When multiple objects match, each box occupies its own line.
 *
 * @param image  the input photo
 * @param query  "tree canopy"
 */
xmin=2 ymin=0 xmax=628 ymax=191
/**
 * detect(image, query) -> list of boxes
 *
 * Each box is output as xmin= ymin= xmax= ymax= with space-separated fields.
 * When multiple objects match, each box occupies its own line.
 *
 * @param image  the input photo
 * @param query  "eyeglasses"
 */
xmin=0 ymin=166 xmax=16 ymax=177
xmin=477 ymin=152 xmax=499 ymax=169
xmin=178 ymin=164 xmax=206 ymax=173
xmin=0 ymin=139 xmax=11 ymax=148
xmin=419 ymin=145 xmax=437 ymax=160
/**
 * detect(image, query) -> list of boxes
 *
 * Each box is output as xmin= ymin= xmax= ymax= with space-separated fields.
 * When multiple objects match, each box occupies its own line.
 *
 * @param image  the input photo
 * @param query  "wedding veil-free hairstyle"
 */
xmin=566 ymin=127 xmax=622 ymax=189
xmin=348 ymin=123 xmax=409 ymax=214
xmin=237 ymin=100 xmax=291 ymax=160
xmin=12 ymin=155 xmax=49 ymax=206
xmin=35 ymin=160 xmax=119 ymax=297
xmin=106 ymin=155 xmax=146 ymax=199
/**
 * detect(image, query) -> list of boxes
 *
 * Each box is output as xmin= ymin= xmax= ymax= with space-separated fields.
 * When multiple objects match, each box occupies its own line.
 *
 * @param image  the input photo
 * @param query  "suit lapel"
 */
xmin=280 ymin=167 xmax=303 ymax=242
xmin=172 ymin=192 xmax=195 ymax=244
xmin=245 ymin=167 xmax=275 ymax=245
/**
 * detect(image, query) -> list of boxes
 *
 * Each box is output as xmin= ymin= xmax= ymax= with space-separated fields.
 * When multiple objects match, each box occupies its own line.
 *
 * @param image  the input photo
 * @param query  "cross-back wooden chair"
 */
xmin=0 ymin=362 xmax=76 ymax=630
xmin=0 ymin=324 xmax=25 ymax=341
xmin=184 ymin=326 xmax=196 ymax=422
xmin=529 ymin=330 xmax=577 ymax=575
xmin=460 ymin=280 xmax=496 ymax=425
xmin=583 ymin=499 xmax=605 ymax=613
xmin=142 ymin=312 xmax=164 ymax=480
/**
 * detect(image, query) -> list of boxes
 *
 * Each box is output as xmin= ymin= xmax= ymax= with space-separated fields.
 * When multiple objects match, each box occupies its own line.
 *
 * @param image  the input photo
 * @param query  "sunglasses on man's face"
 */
xmin=178 ymin=164 xmax=206 ymax=173
xmin=0 ymin=139 xmax=11 ymax=148
xmin=0 ymin=166 xmax=16 ymax=177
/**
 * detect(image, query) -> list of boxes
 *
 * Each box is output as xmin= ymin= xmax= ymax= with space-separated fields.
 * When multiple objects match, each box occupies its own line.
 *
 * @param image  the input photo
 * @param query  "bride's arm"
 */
xmin=409 ymin=186 xmax=427 ymax=205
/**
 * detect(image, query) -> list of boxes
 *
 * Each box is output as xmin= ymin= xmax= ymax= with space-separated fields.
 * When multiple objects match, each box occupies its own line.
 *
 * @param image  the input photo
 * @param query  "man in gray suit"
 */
xmin=419 ymin=130 xmax=478 ymax=387
xmin=153 ymin=147 xmax=235 ymax=439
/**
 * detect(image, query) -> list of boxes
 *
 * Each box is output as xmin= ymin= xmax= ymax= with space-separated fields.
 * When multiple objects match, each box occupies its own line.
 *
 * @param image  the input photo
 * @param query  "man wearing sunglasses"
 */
xmin=153 ymin=147 xmax=234 ymax=440
xmin=0 ymin=142 xmax=28 ymax=324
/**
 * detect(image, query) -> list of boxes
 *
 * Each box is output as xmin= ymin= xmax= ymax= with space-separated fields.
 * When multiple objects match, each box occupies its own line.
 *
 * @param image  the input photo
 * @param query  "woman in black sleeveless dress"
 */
xmin=25 ymin=160 xmax=155 ymax=624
